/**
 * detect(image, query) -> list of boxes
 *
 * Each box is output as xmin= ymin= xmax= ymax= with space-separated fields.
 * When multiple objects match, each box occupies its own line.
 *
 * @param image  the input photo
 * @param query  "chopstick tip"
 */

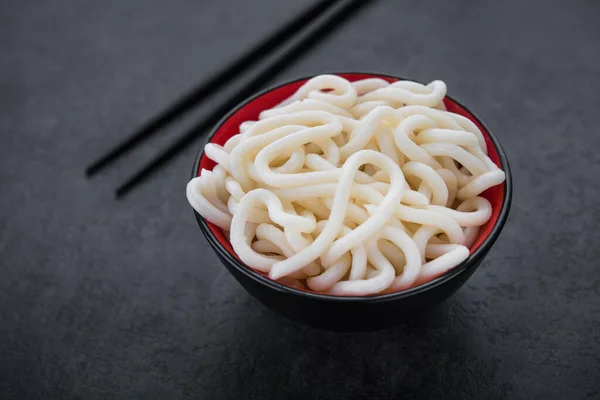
xmin=85 ymin=166 xmax=96 ymax=177
xmin=114 ymin=185 xmax=129 ymax=199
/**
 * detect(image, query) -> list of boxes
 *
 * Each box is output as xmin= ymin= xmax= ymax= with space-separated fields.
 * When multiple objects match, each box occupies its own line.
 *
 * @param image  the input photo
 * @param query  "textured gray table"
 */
xmin=1 ymin=0 xmax=599 ymax=398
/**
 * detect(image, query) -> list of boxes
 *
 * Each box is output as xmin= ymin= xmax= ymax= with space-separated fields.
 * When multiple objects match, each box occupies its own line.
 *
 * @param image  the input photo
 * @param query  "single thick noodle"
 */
xmin=187 ymin=75 xmax=505 ymax=296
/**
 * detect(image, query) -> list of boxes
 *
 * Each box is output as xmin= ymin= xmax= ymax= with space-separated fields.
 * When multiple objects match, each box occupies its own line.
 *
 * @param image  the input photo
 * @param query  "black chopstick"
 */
xmin=85 ymin=0 xmax=341 ymax=177
xmin=115 ymin=0 xmax=372 ymax=198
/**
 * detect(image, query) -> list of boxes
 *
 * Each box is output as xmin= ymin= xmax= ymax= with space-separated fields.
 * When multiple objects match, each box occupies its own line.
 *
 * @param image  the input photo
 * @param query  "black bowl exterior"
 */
xmin=191 ymin=72 xmax=513 ymax=332
xmin=215 ymin=249 xmax=484 ymax=331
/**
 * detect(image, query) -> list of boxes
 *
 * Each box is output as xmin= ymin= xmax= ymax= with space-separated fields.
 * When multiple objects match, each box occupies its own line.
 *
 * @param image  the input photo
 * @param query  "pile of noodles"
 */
xmin=187 ymin=75 xmax=505 ymax=296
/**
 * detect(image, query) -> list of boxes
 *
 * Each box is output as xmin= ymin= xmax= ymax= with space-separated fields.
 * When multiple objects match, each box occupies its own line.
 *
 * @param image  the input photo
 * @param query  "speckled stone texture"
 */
xmin=0 ymin=0 xmax=599 ymax=398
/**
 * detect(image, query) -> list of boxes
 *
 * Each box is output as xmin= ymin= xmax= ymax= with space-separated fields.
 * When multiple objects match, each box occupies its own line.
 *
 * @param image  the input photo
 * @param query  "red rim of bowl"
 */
xmin=191 ymin=72 xmax=513 ymax=302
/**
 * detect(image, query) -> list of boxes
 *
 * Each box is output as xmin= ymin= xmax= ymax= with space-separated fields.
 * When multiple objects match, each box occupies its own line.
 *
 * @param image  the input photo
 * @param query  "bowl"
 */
xmin=191 ymin=72 xmax=512 ymax=331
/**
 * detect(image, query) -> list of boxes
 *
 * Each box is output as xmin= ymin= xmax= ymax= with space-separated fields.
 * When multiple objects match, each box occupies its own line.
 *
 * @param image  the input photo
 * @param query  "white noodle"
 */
xmin=186 ymin=75 xmax=505 ymax=296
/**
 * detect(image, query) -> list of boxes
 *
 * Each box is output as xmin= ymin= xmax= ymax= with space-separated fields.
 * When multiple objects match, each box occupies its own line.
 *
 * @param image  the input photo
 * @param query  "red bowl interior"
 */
xmin=196 ymin=73 xmax=505 ymax=291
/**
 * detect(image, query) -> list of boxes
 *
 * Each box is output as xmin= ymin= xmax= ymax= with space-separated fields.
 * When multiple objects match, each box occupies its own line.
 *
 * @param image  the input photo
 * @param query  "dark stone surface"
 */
xmin=1 ymin=0 xmax=599 ymax=398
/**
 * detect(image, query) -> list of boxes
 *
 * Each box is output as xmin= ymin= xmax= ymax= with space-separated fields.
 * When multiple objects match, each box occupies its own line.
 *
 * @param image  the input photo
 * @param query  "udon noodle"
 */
xmin=187 ymin=74 xmax=505 ymax=296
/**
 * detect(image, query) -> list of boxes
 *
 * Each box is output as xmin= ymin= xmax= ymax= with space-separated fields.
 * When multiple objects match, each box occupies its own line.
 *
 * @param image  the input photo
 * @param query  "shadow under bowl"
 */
xmin=191 ymin=72 xmax=512 ymax=331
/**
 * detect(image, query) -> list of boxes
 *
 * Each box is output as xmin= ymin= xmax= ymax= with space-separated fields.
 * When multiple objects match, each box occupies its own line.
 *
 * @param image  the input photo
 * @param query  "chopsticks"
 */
xmin=88 ymin=0 xmax=373 ymax=197
xmin=86 ymin=0 xmax=340 ymax=177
